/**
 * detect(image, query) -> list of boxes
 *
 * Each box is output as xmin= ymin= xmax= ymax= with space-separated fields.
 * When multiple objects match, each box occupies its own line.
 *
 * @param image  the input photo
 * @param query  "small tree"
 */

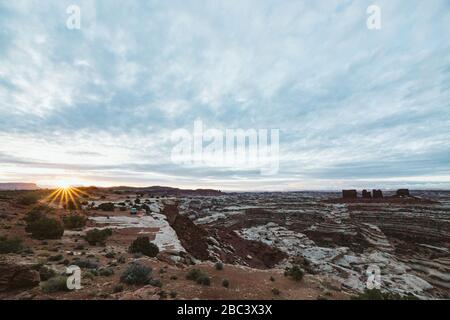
xmin=128 ymin=236 xmax=159 ymax=257
xmin=85 ymin=228 xmax=112 ymax=246
xmin=120 ymin=263 xmax=152 ymax=285
xmin=27 ymin=217 xmax=64 ymax=240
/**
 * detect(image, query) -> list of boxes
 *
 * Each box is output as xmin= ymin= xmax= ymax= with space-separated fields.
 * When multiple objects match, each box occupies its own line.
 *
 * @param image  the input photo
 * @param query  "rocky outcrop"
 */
xmin=0 ymin=262 xmax=40 ymax=292
xmin=343 ymin=190 xmax=357 ymax=199
xmin=162 ymin=203 xmax=210 ymax=261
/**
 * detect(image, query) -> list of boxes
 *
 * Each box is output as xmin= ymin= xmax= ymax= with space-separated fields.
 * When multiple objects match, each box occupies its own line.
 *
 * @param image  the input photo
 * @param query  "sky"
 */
xmin=0 ymin=0 xmax=449 ymax=191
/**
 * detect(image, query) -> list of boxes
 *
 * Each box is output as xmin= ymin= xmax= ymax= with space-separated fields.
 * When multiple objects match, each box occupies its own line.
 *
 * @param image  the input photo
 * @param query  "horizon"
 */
xmin=1 ymin=1 xmax=449 ymax=190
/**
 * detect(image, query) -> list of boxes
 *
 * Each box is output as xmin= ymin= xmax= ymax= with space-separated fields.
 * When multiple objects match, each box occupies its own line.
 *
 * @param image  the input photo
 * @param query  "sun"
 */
xmin=43 ymin=183 xmax=90 ymax=210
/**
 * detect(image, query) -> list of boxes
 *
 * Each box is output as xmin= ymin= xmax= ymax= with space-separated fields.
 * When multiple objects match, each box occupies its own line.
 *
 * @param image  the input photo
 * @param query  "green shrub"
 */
xmin=215 ymin=262 xmax=224 ymax=270
xmin=47 ymin=254 xmax=64 ymax=262
xmin=98 ymin=267 xmax=115 ymax=277
xmin=85 ymin=228 xmax=112 ymax=245
xmin=120 ymin=263 xmax=152 ymax=285
xmin=17 ymin=193 xmax=40 ymax=205
xmin=284 ymin=265 xmax=304 ymax=282
xmin=186 ymin=269 xmax=210 ymax=286
xmin=27 ymin=217 xmax=64 ymax=240
xmin=63 ymin=215 xmax=87 ymax=230
xmin=39 ymin=265 xmax=56 ymax=281
xmin=0 ymin=236 xmax=23 ymax=254
xmin=113 ymin=284 xmax=124 ymax=293
xmin=128 ymin=236 xmax=159 ymax=257
xmin=186 ymin=268 xmax=204 ymax=281
xmin=149 ymin=279 xmax=163 ymax=288
xmin=97 ymin=203 xmax=115 ymax=211
xmin=196 ymin=275 xmax=211 ymax=286
xmin=41 ymin=276 xmax=69 ymax=293
xmin=351 ymin=289 xmax=419 ymax=300
xmin=71 ymin=258 xmax=99 ymax=269
xmin=222 ymin=279 xmax=229 ymax=288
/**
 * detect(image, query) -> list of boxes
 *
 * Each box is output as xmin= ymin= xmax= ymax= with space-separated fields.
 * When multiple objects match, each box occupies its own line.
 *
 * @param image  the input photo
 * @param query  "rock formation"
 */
xmin=342 ymin=190 xmax=357 ymax=199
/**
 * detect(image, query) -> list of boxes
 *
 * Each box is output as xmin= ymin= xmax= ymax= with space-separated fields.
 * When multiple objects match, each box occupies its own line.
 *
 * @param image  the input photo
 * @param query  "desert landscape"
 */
xmin=1 ymin=186 xmax=448 ymax=300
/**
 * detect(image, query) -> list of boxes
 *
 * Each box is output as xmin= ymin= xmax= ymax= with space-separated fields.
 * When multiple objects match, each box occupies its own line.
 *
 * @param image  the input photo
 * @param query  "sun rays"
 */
xmin=44 ymin=186 xmax=89 ymax=210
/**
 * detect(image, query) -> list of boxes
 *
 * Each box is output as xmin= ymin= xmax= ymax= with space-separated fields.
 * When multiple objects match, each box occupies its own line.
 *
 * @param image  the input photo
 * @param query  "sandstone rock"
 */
xmin=342 ymin=190 xmax=357 ymax=199
xmin=0 ymin=263 xmax=40 ymax=292
xmin=372 ymin=189 xmax=383 ymax=199
xmin=362 ymin=190 xmax=372 ymax=199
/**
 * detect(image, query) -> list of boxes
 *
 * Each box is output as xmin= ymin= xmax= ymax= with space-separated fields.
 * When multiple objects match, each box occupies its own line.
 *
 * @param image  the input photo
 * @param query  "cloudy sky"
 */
xmin=0 ymin=0 xmax=449 ymax=191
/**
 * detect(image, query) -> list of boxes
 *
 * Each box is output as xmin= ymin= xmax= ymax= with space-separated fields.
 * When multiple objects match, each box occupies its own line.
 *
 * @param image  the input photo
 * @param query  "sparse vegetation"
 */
xmin=17 ymin=193 xmax=40 ymax=205
xmin=351 ymin=289 xmax=419 ymax=300
xmin=215 ymin=262 xmax=224 ymax=270
xmin=186 ymin=268 xmax=211 ymax=286
xmin=85 ymin=228 xmax=112 ymax=245
xmin=128 ymin=236 xmax=159 ymax=257
xmin=120 ymin=263 xmax=152 ymax=285
xmin=0 ymin=236 xmax=23 ymax=254
xmin=38 ymin=265 xmax=56 ymax=281
xmin=284 ymin=265 xmax=304 ymax=282
xmin=113 ymin=284 xmax=124 ymax=293
xmin=97 ymin=202 xmax=115 ymax=211
xmin=271 ymin=288 xmax=280 ymax=296
xmin=222 ymin=279 xmax=229 ymax=288
xmin=41 ymin=276 xmax=69 ymax=293
xmin=27 ymin=216 xmax=64 ymax=240
xmin=149 ymin=279 xmax=163 ymax=288
xmin=98 ymin=267 xmax=115 ymax=277
xmin=63 ymin=214 xmax=87 ymax=230
xmin=47 ymin=254 xmax=64 ymax=262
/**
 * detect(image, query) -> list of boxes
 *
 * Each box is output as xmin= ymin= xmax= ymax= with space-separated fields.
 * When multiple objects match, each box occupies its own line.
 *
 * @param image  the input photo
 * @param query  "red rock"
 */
xmin=0 ymin=262 xmax=40 ymax=292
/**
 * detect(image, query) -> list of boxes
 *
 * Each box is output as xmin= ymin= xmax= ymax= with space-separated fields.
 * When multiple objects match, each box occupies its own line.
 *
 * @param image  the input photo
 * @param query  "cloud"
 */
xmin=0 ymin=0 xmax=449 ymax=190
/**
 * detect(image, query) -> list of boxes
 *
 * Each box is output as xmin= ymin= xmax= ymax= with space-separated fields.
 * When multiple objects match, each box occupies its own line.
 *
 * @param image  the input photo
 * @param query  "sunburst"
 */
xmin=44 ymin=186 xmax=89 ymax=210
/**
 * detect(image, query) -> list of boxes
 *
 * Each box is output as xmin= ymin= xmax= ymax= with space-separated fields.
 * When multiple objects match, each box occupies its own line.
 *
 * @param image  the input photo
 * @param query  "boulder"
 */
xmin=0 ymin=262 xmax=40 ymax=292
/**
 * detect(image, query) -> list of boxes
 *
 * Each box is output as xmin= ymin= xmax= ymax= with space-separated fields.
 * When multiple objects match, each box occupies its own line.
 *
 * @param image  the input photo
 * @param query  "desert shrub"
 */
xmin=284 ymin=265 xmax=304 ymax=282
xmin=63 ymin=214 xmax=87 ymax=230
xmin=351 ymin=289 xmax=419 ymax=300
xmin=41 ymin=276 xmax=69 ymax=293
xmin=170 ymin=275 xmax=178 ymax=280
xmin=149 ymin=279 xmax=163 ymax=288
xmin=196 ymin=275 xmax=211 ymax=286
xmin=222 ymin=279 xmax=229 ymax=288
xmin=97 ymin=203 xmax=115 ymax=211
xmin=113 ymin=284 xmax=124 ymax=293
xmin=169 ymin=291 xmax=177 ymax=298
xmin=98 ymin=267 xmax=115 ymax=277
xmin=120 ymin=263 xmax=152 ymax=285
xmin=270 ymin=276 xmax=275 ymax=282
xmin=128 ymin=236 xmax=159 ymax=257
xmin=47 ymin=254 xmax=64 ymax=262
xmin=271 ymin=288 xmax=280 ymax=296
xmin=85 ymin=228 xmax=112 ymax=245
xmin=186 ymin=268 xmax=204 ymax=281
xmin=27 ymin=217 xmax=64 ymax=240
xmin=39 ymin=265 xmax=56 ymax=281
xmin=17 ymin=193 xmax=40 ymax=205
xmin=71 ymin=258 xmax=99 ymax=269
xmin=105 ymin=251 xmax=115 ymax=259
xmin=0 ymin=236 xmax=23 ymax=254
xmin=215 ymin=262 xmax=224 ymax=270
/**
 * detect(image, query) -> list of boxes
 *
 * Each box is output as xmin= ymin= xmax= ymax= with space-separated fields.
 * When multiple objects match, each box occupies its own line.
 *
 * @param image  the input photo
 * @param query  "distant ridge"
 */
xmin=0 ymin=183 xmax=39 ymax=190
xmin=103 ymin=185 xmax=223 ymax=196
